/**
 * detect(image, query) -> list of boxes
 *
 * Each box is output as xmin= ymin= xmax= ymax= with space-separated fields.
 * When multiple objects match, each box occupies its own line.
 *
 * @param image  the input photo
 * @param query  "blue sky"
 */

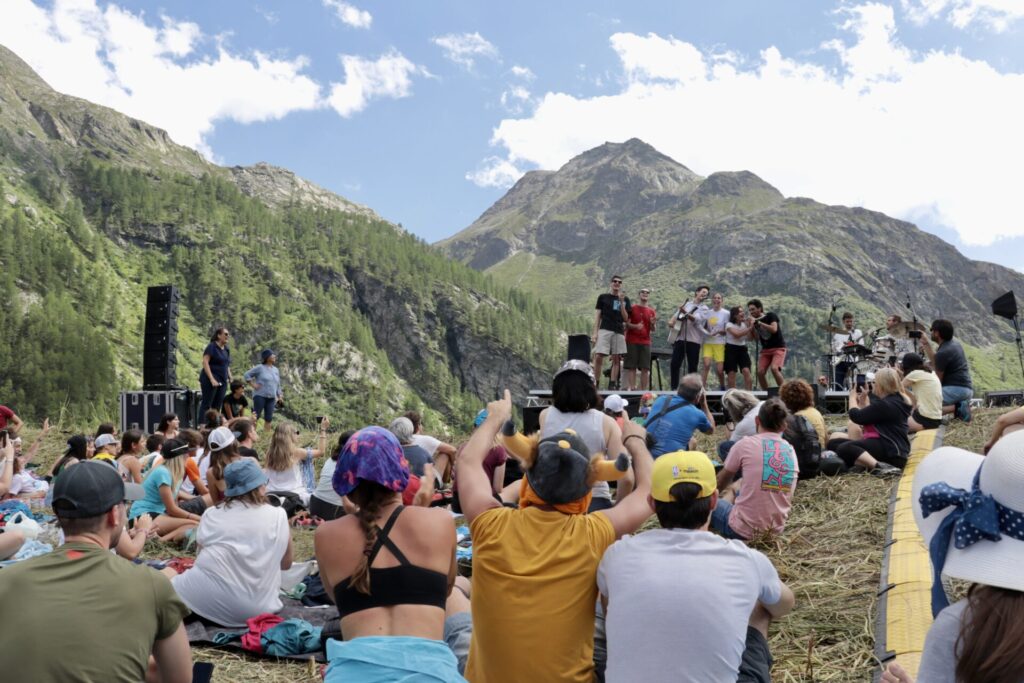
xmin=4 ymin=0 xmax=1024 ymax=269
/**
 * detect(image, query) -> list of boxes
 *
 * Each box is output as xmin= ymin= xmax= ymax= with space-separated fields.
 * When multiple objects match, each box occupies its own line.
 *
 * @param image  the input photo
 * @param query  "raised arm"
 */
xmin=598 ymin=421 xmax=654 ymax=538
xmin=459 ymin=392 xmax=511 ymax=523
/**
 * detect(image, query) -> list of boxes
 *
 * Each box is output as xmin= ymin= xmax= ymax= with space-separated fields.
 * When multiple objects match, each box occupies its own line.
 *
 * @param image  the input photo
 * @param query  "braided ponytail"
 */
xmin=347 ymin=481 xmax=393 ymax=595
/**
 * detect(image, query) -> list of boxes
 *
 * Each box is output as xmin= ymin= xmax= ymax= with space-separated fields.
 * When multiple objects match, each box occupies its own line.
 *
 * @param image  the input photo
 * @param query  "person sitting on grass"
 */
xmin=172 ymin=458 xmax=293 ymax=627
xmin=539 ymin=360 xmax=628 ymax=511
xmin=174 ymin=429 xmax=211 ymax=518
xmin=138 ymin=433 xmax=166 ymax=476
xmin=826 ymin=368 xmax=910 ymax=476
xmin=204 ymin=427 xmax=244 ymax=504
xmin=265 ymin=419 xmax=330 ymax=508
xmin=91 ymin=433 xmax=119 ymax=466
xmin=388 ymin=417 xmax=433 ymax=478
xmin=222 ymin=379 xmax=249 ymax=420
xmin=406 ymin=410 xmax=458 ymax=484
xmin=0 ymin=461 xmax=192 ymax=683
xmin=458 ymin=390 xmax=655 ymax=683
xmin=117 ymin=429 xmax=145 ymax=484
xmin=899 ymin=353 xmax=943 ymax=433
xmin=128 ymin=438 xmax=201 ymax=543
xmin=982 ymin=405 xmax=1024 ymax=455
xmin=230 ymin=417 xmax=260 ymax=460
xmin=309 ymin=430 xmax=357 ymax=521
xmin=157 ymin=412 xmax=180 ymax=440
xmin=718 ymin=388 xmax=762 ymax=460
xmin=779 ymin=379 xmax=827 ymax=448
xmin=598 ymin=450 xmax=796 ymax=683
xmin=714 ymin=399 xmax=799 ymax=541
xmin=0 ymin=435 xmax=26 ymax=559
xmin=314 ymin=426 xmax=465 ymax=682
xmin=882 ymin=434 xmax=1024 ymax=683
xmin=12 ymin=416 xmax=51 ymax=466
xmin=49 ymin=434 xmax=92 ymax=478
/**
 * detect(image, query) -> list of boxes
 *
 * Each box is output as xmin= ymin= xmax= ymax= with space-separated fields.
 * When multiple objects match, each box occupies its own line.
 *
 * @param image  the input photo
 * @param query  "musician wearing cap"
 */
xmin=0 ymin=461 xmax=192 ymax=682
xmin=881 ymin=434 xmax=1024 ymax=682
xmin=831 ymin=312 xmax=864 ymax=390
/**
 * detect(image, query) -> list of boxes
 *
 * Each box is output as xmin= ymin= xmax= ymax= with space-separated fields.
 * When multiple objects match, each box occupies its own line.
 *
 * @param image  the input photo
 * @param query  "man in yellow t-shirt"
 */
xmin=457 ymin=390 xmax=655 ymax=683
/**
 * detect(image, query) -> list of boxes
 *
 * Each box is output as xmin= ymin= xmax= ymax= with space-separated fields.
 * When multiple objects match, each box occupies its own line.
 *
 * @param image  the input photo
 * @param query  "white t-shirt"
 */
xmin=265 ymin=463 xmax=309 ymax=505
xmin=725 ymin=322 xmax=749 ymax=347
xmin=731 ymin=402 xmax=762 ymax=440
xmin=701 ymin=308 xmax=729 ymax=345
xmin=411 ymin=434 xmax=442 ymax=458
xmin=312 ymin=458 xmax=344 ymax=506
xmin=8 ymin=471 xmax=48 ymax=496
xmin=597 ymin=528 xmax=783 ymax=683
xmin=171 ymin=503 xmax=290 ymax=627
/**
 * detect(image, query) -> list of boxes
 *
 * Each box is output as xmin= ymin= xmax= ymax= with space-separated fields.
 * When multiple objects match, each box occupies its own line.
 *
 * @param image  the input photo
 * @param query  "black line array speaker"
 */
xmin=143 ymin=285 xmax=180 ymax=389
xmin=567 ymin=334 xmax=591 ymax=362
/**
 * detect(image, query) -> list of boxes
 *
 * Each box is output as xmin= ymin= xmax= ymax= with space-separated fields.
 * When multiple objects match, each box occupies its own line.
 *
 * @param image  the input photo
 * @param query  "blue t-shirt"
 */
xmin=402 ymin=444 xmax=432 ymax=477
xmin=645 ymin=395 xmax=712 ymax=457
xmin=243 ymin=364 xmax=282 ymax=400
xmin=129 ymin=465 xmax=177 ymax=519
xmin=202 ymin=343 xmax=231 ymax=382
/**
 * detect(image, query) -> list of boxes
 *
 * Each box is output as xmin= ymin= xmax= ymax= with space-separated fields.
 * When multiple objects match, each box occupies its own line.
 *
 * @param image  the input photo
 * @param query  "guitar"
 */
xmin=666 ymin=299 xmax=695 ymax=344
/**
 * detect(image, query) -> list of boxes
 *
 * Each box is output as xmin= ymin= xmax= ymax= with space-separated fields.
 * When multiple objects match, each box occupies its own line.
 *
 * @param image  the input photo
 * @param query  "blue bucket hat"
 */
xmin=333 ymin=426 xmax=409 ymax=498
xmin=261 ymin=349 xmax=276 ymax=362
xmin=224 ymin=459 xmax=269 ymax=498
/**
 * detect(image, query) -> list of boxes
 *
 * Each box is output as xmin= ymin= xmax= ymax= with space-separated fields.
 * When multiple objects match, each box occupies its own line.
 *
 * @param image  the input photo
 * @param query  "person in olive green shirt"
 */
xmin=0 ymin=462 xmax=192 ymax=682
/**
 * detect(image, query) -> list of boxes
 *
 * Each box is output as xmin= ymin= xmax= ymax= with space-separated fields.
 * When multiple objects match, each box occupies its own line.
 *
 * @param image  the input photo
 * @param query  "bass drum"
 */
xmin=869 ymin=335 xmax=896 ymax=368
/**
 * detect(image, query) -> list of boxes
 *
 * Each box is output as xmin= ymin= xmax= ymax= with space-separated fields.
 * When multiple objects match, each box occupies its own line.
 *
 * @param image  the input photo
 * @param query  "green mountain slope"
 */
xmin=0 ymin=44 xmax=581 ymax=427
xmin=441 ymin=139 xmax=1024 ymax=390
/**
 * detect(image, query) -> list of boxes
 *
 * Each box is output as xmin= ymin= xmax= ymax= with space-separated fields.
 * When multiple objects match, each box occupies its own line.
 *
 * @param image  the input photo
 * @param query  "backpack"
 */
xmin=783 ymin=414 xmax=821 ymax=480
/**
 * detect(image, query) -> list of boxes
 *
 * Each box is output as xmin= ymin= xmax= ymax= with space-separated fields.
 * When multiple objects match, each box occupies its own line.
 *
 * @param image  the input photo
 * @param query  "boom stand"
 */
xmin=1012 ymin=315 xmax=1024 ymax=385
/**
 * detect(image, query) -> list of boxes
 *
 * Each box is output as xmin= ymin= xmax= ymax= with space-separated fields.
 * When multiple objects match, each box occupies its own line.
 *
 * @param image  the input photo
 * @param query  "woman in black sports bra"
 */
xmin=314 ymin=426 xmax=464 ymax=682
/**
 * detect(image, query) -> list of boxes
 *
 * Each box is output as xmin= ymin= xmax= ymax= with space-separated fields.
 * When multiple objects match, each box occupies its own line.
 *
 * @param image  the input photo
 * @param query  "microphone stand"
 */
xmin=1012 ymin=315 xmax=1024 ymax=385
xmin=906 ymin=289 xmax=920 ymax=355
xmin=825 ymin=296 xmax=839 ymax=390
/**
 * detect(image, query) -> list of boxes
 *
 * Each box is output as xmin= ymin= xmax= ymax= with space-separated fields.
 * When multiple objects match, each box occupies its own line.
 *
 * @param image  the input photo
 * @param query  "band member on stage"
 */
xmin=724 ymin=306 xmax=753 ymax=390
xmin=833 ymin=312 xmax=864 ymax=390
xmin=747 ymin=299 xmax=786 ymax=390
xmin=624 ymin=287 xmax=656 ymax=391
xmin=592 ymin=275 xmax=632 ymax=390
xmin=669 ymin=285 xmax=709 ymax=390
xmin=883 ymin=314 xmax=915 ymax=362
xmin=700 ymin=293 xmax=728 ymax=390
xmin=919 ymin=319 xmax=974 ymax=422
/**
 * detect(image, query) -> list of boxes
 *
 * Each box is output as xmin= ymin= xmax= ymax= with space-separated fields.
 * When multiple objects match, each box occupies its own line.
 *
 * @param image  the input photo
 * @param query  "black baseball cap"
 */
xmin=51 ymin=461 xmax=144 ymax=518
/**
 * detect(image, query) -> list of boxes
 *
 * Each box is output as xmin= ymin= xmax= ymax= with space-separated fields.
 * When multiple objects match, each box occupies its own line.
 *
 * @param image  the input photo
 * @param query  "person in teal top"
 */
xmin=244 ymin=349 xmax=284 ymax=432
xmin=128 ymin=438 xmax=201 ymax=543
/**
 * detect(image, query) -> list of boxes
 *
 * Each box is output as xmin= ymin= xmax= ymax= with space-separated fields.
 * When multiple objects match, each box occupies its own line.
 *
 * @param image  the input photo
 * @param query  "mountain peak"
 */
xmin=229 ymin=162 xmax=380 ymax=219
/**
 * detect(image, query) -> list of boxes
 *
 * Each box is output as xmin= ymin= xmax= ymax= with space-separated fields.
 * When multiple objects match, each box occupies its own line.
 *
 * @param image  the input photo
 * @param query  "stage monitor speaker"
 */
xmin=567 ymin=334 xmax=591 ymax=362
xmin=766 ymin=386 xmax=780 ymax=399
xmin=992 ymin=291 xmax=1017 ymax=320
xmin=985 ymin=390 xmax=1024 ymax=407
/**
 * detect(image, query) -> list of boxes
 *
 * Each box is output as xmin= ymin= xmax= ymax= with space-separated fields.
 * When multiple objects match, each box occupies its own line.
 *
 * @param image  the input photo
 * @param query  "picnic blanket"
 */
xmin=186 ymin=599 xmax=336 ymax=662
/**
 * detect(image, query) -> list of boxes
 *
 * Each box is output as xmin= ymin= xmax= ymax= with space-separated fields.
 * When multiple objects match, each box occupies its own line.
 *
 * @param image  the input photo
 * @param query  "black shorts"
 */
xmin=179 ymin=496 xmax=207 ymax=516
xmin=127 ymin=511 xmax=160 ymax=528
xmin=738 ymin=626 xmax=773 ymax=683
xmin=912 ymin=409 xmax=942 ymax=430
xmin=724 ymin=345 xmax=751 ymax=373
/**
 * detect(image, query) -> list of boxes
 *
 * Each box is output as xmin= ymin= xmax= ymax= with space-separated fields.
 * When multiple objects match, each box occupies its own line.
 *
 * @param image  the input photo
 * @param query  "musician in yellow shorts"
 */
xmin=700 ymin=293 xmax=728 ymax=390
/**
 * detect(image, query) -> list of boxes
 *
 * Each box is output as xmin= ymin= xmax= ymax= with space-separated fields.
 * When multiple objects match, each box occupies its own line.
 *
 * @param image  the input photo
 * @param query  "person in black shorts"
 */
xmin=724 ymin=306 xmax=754 ymax=390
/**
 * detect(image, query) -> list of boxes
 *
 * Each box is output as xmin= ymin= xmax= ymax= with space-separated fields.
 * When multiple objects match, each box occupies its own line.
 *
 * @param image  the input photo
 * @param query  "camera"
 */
xmin=316 ymin=416 xmax=325 ymax=425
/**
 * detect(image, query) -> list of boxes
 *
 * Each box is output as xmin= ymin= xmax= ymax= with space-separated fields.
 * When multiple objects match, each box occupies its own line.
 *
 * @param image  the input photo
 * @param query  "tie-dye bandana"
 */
xmin=332 ymin=426 xmax=410 ymax=498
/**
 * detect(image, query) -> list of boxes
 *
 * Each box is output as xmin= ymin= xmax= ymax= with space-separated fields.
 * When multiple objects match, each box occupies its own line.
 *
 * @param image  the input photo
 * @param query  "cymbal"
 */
xmin=821 ymin=323 xmax=845 ymax=334
xmin=888 ymin=321 xmax=927 ymax=338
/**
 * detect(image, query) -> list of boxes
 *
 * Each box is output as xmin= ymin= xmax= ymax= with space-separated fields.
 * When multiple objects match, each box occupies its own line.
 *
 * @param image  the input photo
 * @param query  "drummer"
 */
xmin=833 ymin=312 xmax=865 ymax=389
xmin=882 ymin=314 xmax=917 ymax=363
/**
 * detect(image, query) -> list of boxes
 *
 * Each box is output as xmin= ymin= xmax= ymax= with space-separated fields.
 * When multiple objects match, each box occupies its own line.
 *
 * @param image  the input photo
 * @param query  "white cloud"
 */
xmin=510 ymin=65 xmax=535 ymax=80
xmin=466 ymin=156 xmax=526 ymax=188
xmin=0 ymin=0 xmax=322 ymax=157
xmin=327 ymin=50 xmax=422 ymax=117
xmin=499 ymin=85 xmax=533 ymax=114
xmin=474 ymin=3 xmax=1024 ymax=246
xmin=432 ymin=32 xmax=499 ymax=69
xmin=321 ymin=0 xmax=372 ymax=29
xmin=902 ymin=0 xmax=1024 ymax=31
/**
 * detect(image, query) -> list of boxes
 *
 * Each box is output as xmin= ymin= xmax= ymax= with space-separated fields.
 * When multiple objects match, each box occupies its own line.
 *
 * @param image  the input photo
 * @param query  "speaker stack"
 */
xmin=143 ymin=285 xmax=180 ymax=389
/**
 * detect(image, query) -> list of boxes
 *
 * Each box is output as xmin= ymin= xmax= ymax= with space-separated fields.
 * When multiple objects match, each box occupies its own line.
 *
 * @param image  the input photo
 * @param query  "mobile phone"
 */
xmin=855 ymin=374 xmax=866 ymax=388
xmin=0 ymin=429 xmax=7 ymax=448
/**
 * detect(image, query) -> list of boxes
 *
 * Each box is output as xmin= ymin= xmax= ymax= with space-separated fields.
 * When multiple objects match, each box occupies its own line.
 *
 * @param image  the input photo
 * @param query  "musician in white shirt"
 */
xmin=668 ymin=285 xmax=709 ymax=390
xmin=832 ymin=312 xmax=864 ymax=390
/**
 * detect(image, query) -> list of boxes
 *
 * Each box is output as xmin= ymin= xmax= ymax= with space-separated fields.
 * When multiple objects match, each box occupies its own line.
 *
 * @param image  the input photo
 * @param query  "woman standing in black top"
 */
xmin=199 ymin=327 xmax=231 ymax=416
xmin=827 ymin=367 xmax=911 ymax=476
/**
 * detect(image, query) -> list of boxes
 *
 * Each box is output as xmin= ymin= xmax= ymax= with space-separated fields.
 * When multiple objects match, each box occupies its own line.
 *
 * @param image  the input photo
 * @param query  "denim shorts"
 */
xmin=710 ymin=499 xmax=747 ymax=540
xmin=941 ymin=385 xmax=972 ymax=406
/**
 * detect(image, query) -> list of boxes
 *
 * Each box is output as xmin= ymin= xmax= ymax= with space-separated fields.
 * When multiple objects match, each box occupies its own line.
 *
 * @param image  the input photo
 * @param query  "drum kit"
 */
xmin=821 ymin=320 xmax=927 ymax=390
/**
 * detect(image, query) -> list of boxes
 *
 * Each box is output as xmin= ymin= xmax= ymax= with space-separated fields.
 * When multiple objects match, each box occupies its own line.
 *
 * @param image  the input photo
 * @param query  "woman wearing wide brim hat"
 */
xmin=882 ymin=432 xmax=1024 ymax=682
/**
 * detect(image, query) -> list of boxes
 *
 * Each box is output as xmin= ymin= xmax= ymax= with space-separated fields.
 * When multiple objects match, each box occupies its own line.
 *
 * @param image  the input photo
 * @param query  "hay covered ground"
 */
xmin=12 ymin=409 xmax=1002 ymax=682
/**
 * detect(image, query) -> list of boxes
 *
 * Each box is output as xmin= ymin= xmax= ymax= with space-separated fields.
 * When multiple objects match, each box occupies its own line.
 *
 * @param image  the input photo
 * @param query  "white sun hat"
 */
xmin=604 ymin=394 xmax=628 ymax=413
xmin=912 ymin=432 xmax=1024 ymax=614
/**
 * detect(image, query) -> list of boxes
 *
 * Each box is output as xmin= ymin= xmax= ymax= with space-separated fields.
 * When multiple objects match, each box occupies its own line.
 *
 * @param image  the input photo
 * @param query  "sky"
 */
xmin=3 ymin=0 xmax=1024 ymax=270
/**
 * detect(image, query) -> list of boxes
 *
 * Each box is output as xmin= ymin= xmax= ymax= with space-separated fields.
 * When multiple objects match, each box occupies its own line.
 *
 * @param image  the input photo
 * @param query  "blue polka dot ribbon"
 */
xmin=919 ymin=467 xmax=1024 ymax=616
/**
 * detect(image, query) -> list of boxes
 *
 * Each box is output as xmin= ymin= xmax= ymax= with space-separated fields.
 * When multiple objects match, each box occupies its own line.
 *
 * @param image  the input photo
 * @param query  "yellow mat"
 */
xmin=878 ymin=427 xmax=940 ymax=678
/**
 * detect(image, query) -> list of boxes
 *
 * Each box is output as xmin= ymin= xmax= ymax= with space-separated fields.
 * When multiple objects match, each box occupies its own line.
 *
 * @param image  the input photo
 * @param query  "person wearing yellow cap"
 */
xmin=596 ymin=450 xmax=795 ymax=683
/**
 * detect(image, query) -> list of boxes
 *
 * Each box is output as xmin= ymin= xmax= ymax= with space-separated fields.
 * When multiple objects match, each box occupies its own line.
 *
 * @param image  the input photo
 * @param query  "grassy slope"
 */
xmin=15 ymin=410 xmax=1003 ymax=682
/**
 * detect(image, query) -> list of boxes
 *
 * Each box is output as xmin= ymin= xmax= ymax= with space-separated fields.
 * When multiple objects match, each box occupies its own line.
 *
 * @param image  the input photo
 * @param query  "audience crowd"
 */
xmin=0 ymin=343 xmax=1014 ymax=683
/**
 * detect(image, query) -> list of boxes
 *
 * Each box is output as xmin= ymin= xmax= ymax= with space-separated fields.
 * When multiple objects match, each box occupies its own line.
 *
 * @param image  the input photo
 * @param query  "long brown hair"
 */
xmin=346 ymin=481 xmax=399 ymax=595
xmin=956 ymin=584 xmax=1024 ymax=683
xmin=210 ymin=441 xmax=240 ymax=482
xmin=223 ymin=487 xmax=267 ymax=509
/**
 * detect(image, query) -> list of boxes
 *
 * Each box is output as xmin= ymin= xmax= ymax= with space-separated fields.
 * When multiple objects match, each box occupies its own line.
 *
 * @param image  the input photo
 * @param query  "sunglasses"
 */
xmin=640 ymin=290 xmax=650 ymax=294
xmin=611 ymin=280 xmax=622 ymax=284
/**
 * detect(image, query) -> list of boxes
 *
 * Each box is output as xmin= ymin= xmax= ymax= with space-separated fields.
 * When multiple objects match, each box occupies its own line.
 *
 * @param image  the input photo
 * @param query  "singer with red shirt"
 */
xmin=624 ymin=287 xmax=657 ymax=391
